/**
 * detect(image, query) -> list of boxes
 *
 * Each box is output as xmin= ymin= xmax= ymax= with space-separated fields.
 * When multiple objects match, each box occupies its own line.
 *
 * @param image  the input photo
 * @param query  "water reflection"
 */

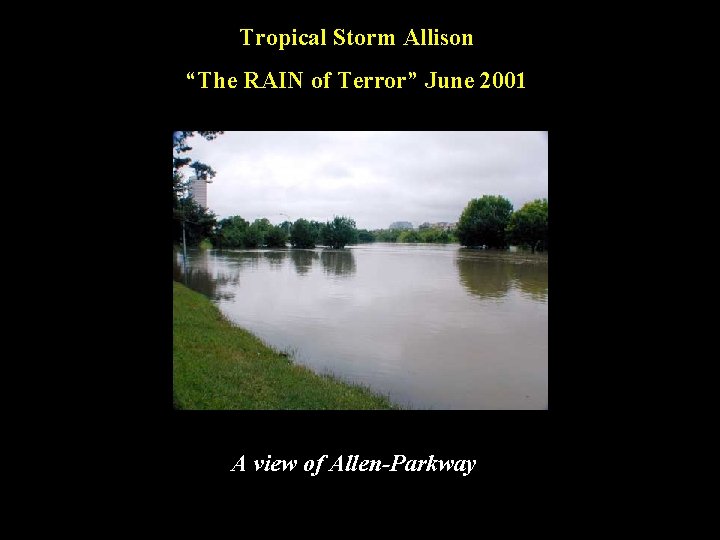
xmin=290 ymin=249 xmax=320 ymax=276
xmin=320 ymin=249 xmax=356 ymax=277
xmin=175 ymin=243 xmax=547 ymax=409
xmin=264 ymin=251 xmax=285 ymax=268
xmin=233 ymin=251 xmax=263 ymax=269
xmin=456 ymin=256 xmax=512 ymax=299
xmin=511 ymin=262 xmax=548 ymax=301
xmin=213 ymin=250 xmax=265 ymax=270
xmin=456 ymin=250 xmax=548 ymax=301
xmin=173 ymin=252 xmax=239 ymax=301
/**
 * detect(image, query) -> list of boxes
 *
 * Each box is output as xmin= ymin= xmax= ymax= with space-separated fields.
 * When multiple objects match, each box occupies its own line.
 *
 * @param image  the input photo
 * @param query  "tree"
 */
xmin=265 ymin=225 xmax=289 ymax=248
xmin=417 ymin=228 xmax=451 ymax=243
xmin=172 ymin=131 xmax=223 ymax=203
xmin=279 ymin=221 xmax=292 ymax=235
xmin=309 ymin=220 xmax=325 ymax=244
xmin=456 ymin=195 xmax=513 ymax=248
xmin=173 ymin=198 xmax=216 ymax=246
xmin=398 ymin=230 xmax=421 ymax=243
xmin=290 ymin=218 xmax=316 ymax=248
xmin=357 ymin=229 xmax=375 ymax=243
xmin=215 ymin=216 xmax=250 ymax=248
xmin=321 ymin=216 xmax=358 ymax=249
xmin=508 ymin=198 xmax=548 ymax=252
xmin=436 ymin=229 xmax=451 ymax=243
xmin=244 ymin=218 xmax=272 ymax=248
xmin=173 ymin=131 xmax=223 ymax=249
xmin=215 ymin=216 xmax=287 ymax=248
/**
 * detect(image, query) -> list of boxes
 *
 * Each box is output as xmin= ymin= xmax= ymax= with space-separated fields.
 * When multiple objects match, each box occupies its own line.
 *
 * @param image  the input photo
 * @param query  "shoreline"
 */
xmin=173 ymin=281 xmax=398 ymax=410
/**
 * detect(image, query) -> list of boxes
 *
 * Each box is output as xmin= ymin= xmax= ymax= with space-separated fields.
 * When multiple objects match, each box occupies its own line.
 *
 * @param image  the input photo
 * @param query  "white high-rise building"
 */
xmin=188 ymin=175 xmax=208 ymax=208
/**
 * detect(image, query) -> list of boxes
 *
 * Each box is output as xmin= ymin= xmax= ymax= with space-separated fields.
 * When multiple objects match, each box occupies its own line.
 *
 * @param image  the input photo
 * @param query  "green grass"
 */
xmin=173 ymin=281 xmax=398 ymax=410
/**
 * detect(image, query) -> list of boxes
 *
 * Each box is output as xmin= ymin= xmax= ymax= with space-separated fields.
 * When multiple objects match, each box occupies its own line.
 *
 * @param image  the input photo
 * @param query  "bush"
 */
xmin=321 ymin=216 xmax=358 ymax=249
xmin=290 ymin=218 xmax=316 ymax=248
xmin=457 ymin=195 xmax=513 ymax=248
xmin=265 ymin=225 xmax=289 ymax=248
xmin=508 ymin=198 xmax=548 ymax=252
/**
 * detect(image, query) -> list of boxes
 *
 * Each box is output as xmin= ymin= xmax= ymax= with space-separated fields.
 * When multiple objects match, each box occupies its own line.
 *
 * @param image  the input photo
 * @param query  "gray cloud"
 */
xmin=181 ymin=131 xmax=548 ymax=230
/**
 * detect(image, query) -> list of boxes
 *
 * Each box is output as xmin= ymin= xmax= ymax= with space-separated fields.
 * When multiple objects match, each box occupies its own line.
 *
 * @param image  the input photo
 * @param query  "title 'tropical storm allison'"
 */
xmin=238 ymin=28 xmax=474 ymax=51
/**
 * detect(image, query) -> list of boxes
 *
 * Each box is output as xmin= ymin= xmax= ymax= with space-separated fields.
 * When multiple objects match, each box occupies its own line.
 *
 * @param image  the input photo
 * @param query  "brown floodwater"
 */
xmin=174 ymin=243 xmax=548 ymax=409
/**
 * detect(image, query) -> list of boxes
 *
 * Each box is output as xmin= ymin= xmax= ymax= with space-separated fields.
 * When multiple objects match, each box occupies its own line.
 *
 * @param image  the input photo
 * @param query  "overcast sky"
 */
xmin=182 ymin=131 xmax=548 ymax=230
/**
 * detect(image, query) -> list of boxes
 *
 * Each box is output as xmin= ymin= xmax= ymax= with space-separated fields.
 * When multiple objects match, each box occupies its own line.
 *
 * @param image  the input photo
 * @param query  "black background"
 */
xmin=119 ymin=12 xmax=570 ymax=486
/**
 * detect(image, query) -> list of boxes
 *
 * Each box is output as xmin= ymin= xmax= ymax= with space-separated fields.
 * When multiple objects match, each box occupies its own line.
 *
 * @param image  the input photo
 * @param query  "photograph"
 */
xmin=172 ymin=131 xmax=548 ymax=410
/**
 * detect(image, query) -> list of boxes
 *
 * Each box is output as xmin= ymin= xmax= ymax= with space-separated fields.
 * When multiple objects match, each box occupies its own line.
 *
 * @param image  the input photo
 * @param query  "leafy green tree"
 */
xmin=215 ymin=216 xmax=249 ymax=248
xmin=398 ymin=230 xmax=421 ymax=243
xmin=243 ymin=218 xmax=272 ymax=248
xmin=436 ymin=229 xmax=451 ymax=243
xmin=508 ymin=198 xmax=548 ymax=252
xmin=415 ymin=228 xmax=451 ymax=243
xmin=309 ymin=221 xmax=325 ymax=244
xmin=321 ymin=216 xmax=358 ymax=249
xmin=357 ymin=229 xmax=375 ymax=243
xmin=173 ymin=198 xmax=216 ymax=246
xmin=373 ymin=228 xmax=401 ymax=242
xmin=172 ymin=131 xmax=223 ymax=202
xmin=243 ymin=224 xmax=262 ymax=248
xmin=216 ymin=217 xmax=289 ymax=249
xmin=265 ymin=225 xmax=289 ymax=248
xmin=279 ymin=221 xmax=292 ymax=235
xmin=290 ymin=218 xmax=316 ymax=248
xmin=456 ymin=195 xmax=514 ymax=248
xmin=173 ymin=132 xmax=223 ymax=249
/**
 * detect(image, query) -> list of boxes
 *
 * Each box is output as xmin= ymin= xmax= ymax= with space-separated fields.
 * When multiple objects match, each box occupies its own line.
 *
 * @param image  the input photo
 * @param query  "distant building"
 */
xmin=188 ymin=175 xmax=208 ymax=208
xmin=433 ymin=222 xmax=456 ymax=230
xmin=389 ymin=221 xmax=413 ymax=230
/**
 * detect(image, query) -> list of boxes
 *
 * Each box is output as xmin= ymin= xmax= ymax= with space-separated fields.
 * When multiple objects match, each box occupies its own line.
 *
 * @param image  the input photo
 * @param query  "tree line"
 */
xmin=173 ymin=133 xmax=547 ymax=252
xmin=353 ymin=195 xmax=548 ymax=252
xmin=173 ymin=197 xmax=548 ymax=253
xmin=215 ymin=215 xmax=358 ymax=249
xmin=456 ymin=195 xmax=548 ymax=252
xmin=370 ymin=227 xmax=458 ymax=243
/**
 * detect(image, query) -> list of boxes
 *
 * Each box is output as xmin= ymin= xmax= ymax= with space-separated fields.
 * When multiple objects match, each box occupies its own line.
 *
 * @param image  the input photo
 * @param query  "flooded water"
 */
xmin=174 ymin=243 xmax=548 ymax=409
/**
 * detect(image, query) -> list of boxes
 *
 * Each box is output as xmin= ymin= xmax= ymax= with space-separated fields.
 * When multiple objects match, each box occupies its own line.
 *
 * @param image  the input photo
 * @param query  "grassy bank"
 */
xmin=173 ymin=281 xmax=397 ymax=409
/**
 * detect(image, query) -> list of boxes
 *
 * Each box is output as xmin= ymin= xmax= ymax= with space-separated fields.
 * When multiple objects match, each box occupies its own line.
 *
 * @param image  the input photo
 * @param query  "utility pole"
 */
xmin=182 ymin=219 xmax=188 ymax=275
